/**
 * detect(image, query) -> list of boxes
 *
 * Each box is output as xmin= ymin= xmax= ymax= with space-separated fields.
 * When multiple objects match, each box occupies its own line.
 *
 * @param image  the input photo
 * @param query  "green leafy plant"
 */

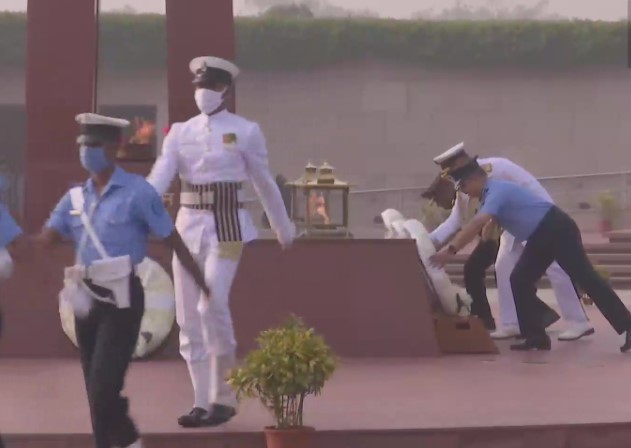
xmin=0 ymin=12 xmax=627 ymax=70
xmin=597 ymin=191 xmax=618 ymax=223
xmin=227 ymin=315 xmax=336 ymax=429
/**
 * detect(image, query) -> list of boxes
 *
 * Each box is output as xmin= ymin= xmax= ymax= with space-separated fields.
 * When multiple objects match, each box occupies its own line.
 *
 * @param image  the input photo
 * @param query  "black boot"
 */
xmin=510 ymin=334 xmax=551 ymax=351
xmin=178 ymin=407 xmax=213 ymax=428
xmin=483 ymin=317 xmax=497 ymax=331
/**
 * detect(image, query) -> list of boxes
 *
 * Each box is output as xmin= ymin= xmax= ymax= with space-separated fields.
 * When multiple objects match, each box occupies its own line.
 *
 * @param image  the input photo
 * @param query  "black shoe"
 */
xmin=207 ymin=404 xmax=237 ymax=426
xmin=483 ymin=317 xmax=496 ymax=331
xmin=178 ymin=407 xmax=213 ymax=428
xmin=510 ymin=335 xmax=551 ymax=351
xmin=542 ymin=308 xmax=561 ymax=329
xmin=621 ymin=329 xmax=631 ymax=353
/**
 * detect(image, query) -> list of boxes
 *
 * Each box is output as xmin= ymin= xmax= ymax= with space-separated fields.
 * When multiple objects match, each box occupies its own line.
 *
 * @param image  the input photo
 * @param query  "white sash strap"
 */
xmin=70 ymin=187 xmax=110 ymax=261
xmin=65 ymin=186 xmax=132 ymax=311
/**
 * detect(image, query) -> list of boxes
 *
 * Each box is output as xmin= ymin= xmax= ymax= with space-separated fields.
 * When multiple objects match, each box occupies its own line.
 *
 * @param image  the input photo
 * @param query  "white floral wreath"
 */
xmin=381 ymin=209 xmax=472 ymax=317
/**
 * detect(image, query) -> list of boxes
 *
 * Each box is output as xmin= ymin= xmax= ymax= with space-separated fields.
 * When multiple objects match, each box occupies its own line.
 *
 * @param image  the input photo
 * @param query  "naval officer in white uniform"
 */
xmin=147 ymin=56 xmax=295 ymax=427
xmin=430 ymin=143 xmax=593 ymax=341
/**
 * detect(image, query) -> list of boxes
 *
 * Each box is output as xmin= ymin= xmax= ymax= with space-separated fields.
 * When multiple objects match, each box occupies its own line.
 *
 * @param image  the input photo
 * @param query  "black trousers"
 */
xmin=511 ymin=206 xmax=631 ymax=339
xmin=463 ymin=239 xmax=499 ymax=327
xmin=75 ymin=276 xmax=144 ymax=448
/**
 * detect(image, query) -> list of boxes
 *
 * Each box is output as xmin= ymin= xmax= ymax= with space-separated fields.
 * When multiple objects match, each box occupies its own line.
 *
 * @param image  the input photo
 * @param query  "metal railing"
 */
xmin=3 ymin=168 xmax=629 ymax=237
xmin=243 ymin=170 xmax=631 ymax=237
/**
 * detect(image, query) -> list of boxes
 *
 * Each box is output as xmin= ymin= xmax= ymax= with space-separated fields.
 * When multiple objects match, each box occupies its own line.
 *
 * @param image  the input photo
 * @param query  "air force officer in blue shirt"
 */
xmin=430 ymin=158 xmax=631 ymax=352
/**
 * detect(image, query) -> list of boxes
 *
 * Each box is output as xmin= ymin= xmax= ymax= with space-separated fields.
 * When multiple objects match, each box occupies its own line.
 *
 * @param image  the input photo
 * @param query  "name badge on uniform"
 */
xmin=70 ymin=209 xmax=81 ymax=216
xmin=223 ymin=133 xmax=237 ymax=150
xmin=481 ymin=163 xmax=493 ymax=173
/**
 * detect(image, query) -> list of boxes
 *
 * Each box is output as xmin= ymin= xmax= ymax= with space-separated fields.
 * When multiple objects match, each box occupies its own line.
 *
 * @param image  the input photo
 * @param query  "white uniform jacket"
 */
xmin=147 ymin=111 xmax=294 ymax=252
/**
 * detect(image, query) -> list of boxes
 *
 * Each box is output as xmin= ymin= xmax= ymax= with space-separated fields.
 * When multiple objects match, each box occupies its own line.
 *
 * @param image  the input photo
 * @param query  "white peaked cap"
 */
xmin=433 ymin=142 xmax=465 ymax=165
xmin=75 ymin=113 xmax=130 ymax=128
xmin=189 ymin=56 xmax=240 ymax=79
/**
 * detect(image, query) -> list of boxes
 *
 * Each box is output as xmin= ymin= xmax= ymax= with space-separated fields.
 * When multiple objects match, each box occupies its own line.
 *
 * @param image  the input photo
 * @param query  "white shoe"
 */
xmin=490 ymin=327 xmax=521 ymax=340
xmin=557 ymin=323 xmax=595 ymax=341
xmin=121 ymin=439 xmax=143 ymax=448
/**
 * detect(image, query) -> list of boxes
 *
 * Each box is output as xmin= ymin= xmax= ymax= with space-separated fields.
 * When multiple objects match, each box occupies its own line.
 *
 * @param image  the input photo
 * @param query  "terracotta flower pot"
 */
xmin=264 ymin=426 xmax=315 ymax=448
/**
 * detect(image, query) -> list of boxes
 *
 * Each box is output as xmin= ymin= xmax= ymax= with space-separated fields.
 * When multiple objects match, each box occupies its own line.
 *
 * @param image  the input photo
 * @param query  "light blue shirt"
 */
xmin=45 ymin=167 xmax=174 ymax=266
xmin=0 ymin=203 xmax=22 ymax=249
xmin=479 ymin=178 xmax=553 ymax=242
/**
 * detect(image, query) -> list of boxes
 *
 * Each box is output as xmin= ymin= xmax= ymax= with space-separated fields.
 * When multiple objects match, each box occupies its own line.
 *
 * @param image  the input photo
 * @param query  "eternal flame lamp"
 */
xmin=289 ymin=161 xmax=352 ymax=239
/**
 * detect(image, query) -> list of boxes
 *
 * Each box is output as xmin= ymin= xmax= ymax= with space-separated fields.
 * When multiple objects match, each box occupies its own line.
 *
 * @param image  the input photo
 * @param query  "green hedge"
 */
xmin=0 ymin=12 xmax=627 ymax=70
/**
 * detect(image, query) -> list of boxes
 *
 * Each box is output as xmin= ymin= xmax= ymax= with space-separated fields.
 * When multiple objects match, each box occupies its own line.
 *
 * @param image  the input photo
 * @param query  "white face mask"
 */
xmin=195 ymin=88 xmax=226 ymax=115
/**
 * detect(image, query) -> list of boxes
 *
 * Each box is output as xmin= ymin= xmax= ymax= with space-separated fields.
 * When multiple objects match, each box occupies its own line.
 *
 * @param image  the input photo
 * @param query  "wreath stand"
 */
xmin=418 ymin=261 xmax=499 ymax=354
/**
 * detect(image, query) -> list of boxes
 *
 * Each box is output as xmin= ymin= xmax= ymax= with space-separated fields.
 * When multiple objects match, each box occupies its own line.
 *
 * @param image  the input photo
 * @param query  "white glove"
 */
xmin=0 ymin=248 xmax=14 ymax=282
xmin=60 ymin=282 xmax=93 ymax=319
xmin=277 ymin=222 xmax=296 ymax=249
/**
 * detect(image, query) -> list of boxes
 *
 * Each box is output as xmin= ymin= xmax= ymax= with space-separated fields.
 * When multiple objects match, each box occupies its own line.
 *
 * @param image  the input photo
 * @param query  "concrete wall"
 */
xmin=2 ymin=62 xmax=631 ymax=231
xmin=3 ymin=63 xmax=630 ymax=188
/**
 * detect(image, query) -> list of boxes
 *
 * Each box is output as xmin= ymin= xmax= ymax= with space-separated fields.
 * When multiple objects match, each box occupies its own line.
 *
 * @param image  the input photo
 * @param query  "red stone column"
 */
xmin=165 ymin=0 xmax=236 ymax=124
xmin=2 ymin=0 xmax=99 ymax=357
xmin=24 ymin=0 xmax=98 ymax=232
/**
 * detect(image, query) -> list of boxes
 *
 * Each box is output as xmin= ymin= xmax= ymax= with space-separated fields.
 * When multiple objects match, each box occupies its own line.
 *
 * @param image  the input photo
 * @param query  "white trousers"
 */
xmin=494 ymin=232 xmax=588 ymax=328
xmin=173 ymin=240 xmax=240 ymax=409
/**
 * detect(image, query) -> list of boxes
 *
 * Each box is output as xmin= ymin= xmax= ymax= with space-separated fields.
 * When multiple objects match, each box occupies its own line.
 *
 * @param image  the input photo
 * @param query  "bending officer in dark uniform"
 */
xmin=429 ymin=158 xmax=631 ymax=352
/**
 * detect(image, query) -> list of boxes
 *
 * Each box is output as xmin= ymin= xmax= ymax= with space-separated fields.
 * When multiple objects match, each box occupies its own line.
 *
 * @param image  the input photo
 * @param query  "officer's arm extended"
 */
xmin=449 ymin=183 xmax=505 ymax=253
xmin=447 ymin=213 xmax=493 ymax=254
xmin=429 ymin=213 xmax=492 ymax=268
xmin=33 ymin=193 xmax=71 ymax=249
xmin=163 ymin=230 xmax=210 ymax=298
xmin=137 ymin=185 xmax=211 ymax=298
xmin=430 ymin=186 xmax=503 ymax=268
xmin=146 ymin=124 xmax=180 ymax=196
xmin=429 ymin=193 xmax=464 ymax=248
xmin=242 ymin=124 xmax=295 ymax=248
xmin=0 ymin=203 xmax=25 ymax=260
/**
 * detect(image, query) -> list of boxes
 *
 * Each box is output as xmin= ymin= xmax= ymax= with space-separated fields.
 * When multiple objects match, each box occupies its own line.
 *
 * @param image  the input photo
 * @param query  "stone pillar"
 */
xmin=3 ymin=0 xmax=99 ymax=357
xmin=165 ymin=0 xmax=236 ymax=125
xmin=25 ymin=0 xmax=98 ymax=231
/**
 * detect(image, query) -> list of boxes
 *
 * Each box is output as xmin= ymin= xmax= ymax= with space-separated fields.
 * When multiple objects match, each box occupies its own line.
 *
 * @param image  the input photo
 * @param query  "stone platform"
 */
xmin=2 ymin=302 xmax=631 ymax=448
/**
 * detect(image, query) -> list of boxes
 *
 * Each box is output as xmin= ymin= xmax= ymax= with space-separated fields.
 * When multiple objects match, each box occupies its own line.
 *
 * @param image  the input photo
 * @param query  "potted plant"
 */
xmin=228 ymin=316 xmax=337 ymax=448
xmin=580 ymin=265 xmax=610 ymax=305
xmin=597 ymin=191 xmax=618 ymax=234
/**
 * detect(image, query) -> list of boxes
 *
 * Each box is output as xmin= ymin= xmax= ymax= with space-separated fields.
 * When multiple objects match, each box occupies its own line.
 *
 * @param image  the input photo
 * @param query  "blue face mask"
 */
xmin=80 ymin=146 xmax=112 ymax=173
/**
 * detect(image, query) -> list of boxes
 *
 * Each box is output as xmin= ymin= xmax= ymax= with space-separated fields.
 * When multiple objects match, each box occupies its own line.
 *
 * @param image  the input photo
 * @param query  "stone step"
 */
xmin=449 ymin=275 xmax=631 ymax=289
xmin=450 ymin=252 xmax=631 ymax=266
xmin=582 ymin=243 xmax=631 ymax=254
xmin=445 ymin=264 xmax=631 ymax=276
xmin=607 ymin=230 xmax=631 ymax=243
